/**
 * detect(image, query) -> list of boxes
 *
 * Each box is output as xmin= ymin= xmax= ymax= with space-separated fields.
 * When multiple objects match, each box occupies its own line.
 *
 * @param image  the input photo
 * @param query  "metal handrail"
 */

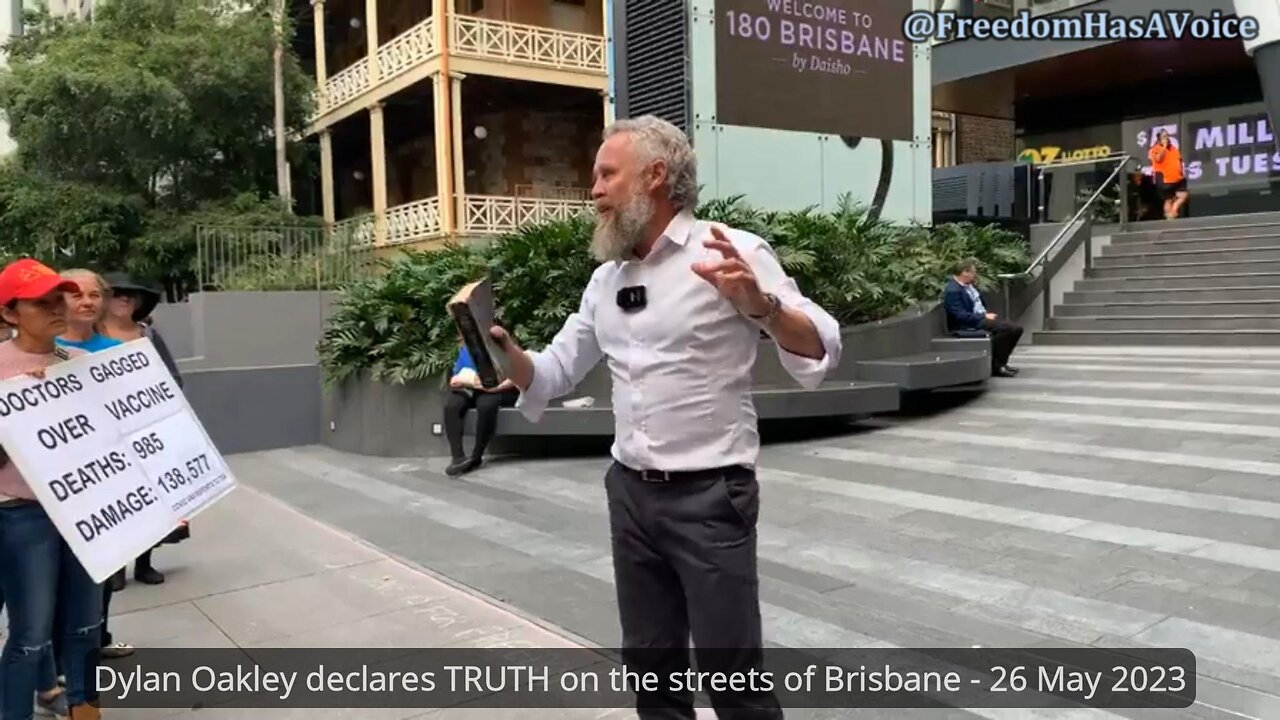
xmin=997 ymin=153 xmax=1133 ymax=320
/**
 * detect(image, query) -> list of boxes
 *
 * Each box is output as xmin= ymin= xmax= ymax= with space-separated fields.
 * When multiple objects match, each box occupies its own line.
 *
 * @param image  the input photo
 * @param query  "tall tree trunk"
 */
xmin=273 ymin=0 xmax=290 ymax=210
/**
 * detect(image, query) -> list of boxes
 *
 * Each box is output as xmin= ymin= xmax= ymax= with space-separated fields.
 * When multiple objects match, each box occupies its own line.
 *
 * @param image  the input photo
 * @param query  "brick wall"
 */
xmin=465 ymin=109 xmax=597 ymax=195
xmin=956 ymin=114 xmax=1016 ymax=164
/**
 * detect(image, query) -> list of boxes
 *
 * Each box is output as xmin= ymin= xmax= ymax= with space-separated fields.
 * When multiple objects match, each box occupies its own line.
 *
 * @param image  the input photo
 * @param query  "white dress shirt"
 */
xmin=517 ymin=211 xmax=842 ymax=472
xmin=964 ymin=282 xmax=986 ymax=315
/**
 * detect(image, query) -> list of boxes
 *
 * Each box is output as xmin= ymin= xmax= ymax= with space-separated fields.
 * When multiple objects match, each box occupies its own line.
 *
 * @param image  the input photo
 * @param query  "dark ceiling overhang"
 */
xmin=933 ymin=36 xmax=1259 ymax=122
xmin=932 ymin=0 xmax=1238 ymax=87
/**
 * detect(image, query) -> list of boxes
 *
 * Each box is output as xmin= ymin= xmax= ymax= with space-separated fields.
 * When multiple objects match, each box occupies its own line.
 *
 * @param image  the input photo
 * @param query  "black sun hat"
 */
xmin=102 ymin=272 xmax=161 ymax=322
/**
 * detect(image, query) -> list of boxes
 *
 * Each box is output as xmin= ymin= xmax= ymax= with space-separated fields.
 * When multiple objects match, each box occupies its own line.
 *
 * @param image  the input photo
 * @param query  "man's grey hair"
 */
xmin=603 ymin=116 xmax=699 ymax=211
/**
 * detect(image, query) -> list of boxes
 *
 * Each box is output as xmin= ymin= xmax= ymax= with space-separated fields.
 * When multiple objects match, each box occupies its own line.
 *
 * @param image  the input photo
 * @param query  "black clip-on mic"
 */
xmin=617 ymin=286 xmax=646 ymax=312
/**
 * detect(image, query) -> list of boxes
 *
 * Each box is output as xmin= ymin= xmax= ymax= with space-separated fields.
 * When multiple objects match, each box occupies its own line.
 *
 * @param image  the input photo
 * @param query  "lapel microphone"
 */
xmin=617 ymin=286 xmax=647 ymax=312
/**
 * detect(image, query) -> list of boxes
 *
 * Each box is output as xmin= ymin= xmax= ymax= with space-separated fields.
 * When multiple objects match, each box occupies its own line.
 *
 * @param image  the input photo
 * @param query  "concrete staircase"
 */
xmin=1034 ymin=215 xmax=1280 ymax=346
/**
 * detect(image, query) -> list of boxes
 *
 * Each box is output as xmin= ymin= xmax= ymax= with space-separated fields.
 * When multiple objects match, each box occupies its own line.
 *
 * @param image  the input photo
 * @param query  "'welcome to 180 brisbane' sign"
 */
xmin=715 ymin=0 xmax=914 ymax=140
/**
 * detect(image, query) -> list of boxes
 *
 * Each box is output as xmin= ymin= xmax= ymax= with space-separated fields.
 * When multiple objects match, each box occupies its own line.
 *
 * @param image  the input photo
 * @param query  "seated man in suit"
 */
xmin=943 ymin=258 xmax=1022 ymax=378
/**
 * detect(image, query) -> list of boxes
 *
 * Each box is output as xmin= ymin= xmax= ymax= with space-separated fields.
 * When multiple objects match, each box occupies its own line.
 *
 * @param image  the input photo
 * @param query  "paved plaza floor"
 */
xmin=17 ymin=344 xmax=1280 ymax=718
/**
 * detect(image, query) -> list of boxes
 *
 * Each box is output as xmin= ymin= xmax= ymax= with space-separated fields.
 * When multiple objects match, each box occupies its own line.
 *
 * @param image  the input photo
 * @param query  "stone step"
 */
xmin=1109 ymin=220 xmax=1280 ymax=243
xmin=1073 ymin=273 xmax=1280 ymax=291
xmin=1085 ymin=259 xmax=1280 ymax=279
xmin=1050 ymin=315 xmax=1280 ymax=331
xmin=1093 ymin=245 xmax=1280 ymax=267
xmin=1064 ymin=286 xmax=1280 ymax=303
xmin=1054 ymin=300 xmax=1280 ymax=317
xmin=1032 ymin=329 xmax=1280 ymax=346
xmin=1101 ymin=233 xmax=1280 ymax=254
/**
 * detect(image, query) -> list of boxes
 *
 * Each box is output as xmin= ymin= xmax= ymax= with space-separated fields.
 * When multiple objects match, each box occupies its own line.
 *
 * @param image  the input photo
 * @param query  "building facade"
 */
xmin=297 ymin=0 xmax=608 ymax=250
xmin=931 ymin=0 xmax=1279 ymax=221
xmin=44 ymin=0 xmax=93 ymax=19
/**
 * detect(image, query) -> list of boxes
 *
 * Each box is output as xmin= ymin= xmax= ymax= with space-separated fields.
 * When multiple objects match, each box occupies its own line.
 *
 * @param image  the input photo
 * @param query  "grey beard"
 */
xmin=590 ymin=194 xmax=653 ymax=262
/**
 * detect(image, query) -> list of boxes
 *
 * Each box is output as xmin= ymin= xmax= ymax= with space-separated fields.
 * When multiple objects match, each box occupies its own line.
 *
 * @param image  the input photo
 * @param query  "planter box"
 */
xmin=322 ymin=302 xmax=967 ymax=458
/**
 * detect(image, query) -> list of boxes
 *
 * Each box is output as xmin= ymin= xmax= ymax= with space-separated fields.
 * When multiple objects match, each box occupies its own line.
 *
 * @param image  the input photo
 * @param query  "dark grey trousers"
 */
xmin=604 ymin=461 xmax=784 ymax=719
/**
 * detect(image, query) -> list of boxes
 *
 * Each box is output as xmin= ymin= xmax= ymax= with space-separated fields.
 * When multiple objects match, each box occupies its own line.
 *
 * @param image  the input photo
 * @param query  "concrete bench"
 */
xmin=464 ymin=380 xmax=901 ymax=437
xmin=855 ymin=350 xmax=991 ymax=391
xmin=930 ymin=336 xmax=991 ymax=353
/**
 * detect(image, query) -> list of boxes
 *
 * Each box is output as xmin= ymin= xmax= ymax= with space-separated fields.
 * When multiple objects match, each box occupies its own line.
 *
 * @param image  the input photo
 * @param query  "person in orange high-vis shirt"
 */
xmin=1149 ymin=129 xmax=1189 ymax=219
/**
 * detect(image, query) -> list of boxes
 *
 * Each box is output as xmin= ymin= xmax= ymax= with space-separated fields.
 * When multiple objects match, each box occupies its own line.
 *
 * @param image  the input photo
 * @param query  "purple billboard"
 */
xmin=714 ymin=0 xmax=914 ymax=140
xmin=1124 ymin=102 xmax=1280 ymax=192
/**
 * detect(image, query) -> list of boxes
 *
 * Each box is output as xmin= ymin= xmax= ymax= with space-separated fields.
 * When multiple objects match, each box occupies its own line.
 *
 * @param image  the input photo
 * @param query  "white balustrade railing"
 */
xmin=462 ymin=195 xmax=594 ymax=235
xmin=333 ymin=214 xmax=376 ymax=248
xmin=319 ymin=57 xmax=370 ymax=115
xmin=386 ymin=197 xmax=444 ymax=245
xmin=450 ymin=15 xmax=605 ymax=72
xmin=312 ymin=13 xmax=602 ymax=122
xmin=377 ymin=16 xmax=438 ymax=87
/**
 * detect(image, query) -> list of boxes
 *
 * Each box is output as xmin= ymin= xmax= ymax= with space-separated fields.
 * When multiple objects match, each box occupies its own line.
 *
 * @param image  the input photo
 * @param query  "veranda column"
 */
xmin=366 ymin=0 xmax=381 ymax=84
xmin=311 ymin=0 xmax=328 ymax=88
xmin=450 ymin=72 xmax=466 ymax=232
xmin=602 ymin=0 xmax=615 ymax=124
xmin=1237 ymin=0 xmax=1280 ymax=154
xmin=312 ymin=0 xmax=335 ymax=226
xmin=370 ymin=103 xmax=389 ymax=245
xmin=320 ymin=130 xmax=336 ymax=225
xmin=432 ymin=74 xmax=454 ymax=235
xmin=435 ymin=0 xmax=457 ymax=236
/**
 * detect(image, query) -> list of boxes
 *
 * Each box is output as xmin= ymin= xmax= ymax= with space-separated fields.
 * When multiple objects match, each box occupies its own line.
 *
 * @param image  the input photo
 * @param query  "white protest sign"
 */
xmin=0 ymin=338 xmax=235 ymax=583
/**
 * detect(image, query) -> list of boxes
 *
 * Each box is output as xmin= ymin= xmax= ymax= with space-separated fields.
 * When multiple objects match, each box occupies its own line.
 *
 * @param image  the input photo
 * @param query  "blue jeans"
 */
xmin=0 ymin=502 xmax=102 ymax=719
xmin=0 ymin=593 xmax=61 ymax=697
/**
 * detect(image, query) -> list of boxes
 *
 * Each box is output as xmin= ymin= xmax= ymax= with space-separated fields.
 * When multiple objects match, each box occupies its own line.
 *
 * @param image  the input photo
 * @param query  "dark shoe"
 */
xmin=1003 ymin=365 xmax=1020 ymax=375
xmin=993 ymin=367 xmax=1018 ymax=378
xmin=445 ymin=458 xmax=470 ymax=477
xmin=135 ymin=565 xmax=166 ymax=585
xmin=109 ymin=568 xmax=126 ymax=592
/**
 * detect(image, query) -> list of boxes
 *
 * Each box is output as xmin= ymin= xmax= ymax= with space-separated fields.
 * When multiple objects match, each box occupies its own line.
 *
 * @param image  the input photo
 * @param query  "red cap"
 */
xmin=0 ymin=258 xmax=78 ymax=306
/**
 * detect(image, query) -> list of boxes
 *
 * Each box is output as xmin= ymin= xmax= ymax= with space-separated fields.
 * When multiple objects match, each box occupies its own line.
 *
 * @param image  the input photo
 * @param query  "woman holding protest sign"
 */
xmin=98 ymin=271 xmax=189 ymax=588
xmin=56 ymin=269 xmax=138 ymax=669
xmin=0 ymin=258 xmax=105 ymax=720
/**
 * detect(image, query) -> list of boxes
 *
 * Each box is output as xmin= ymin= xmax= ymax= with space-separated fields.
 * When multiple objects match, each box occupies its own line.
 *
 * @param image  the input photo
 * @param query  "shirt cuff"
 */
xmin=514 ymin=351 xmax=556 ymax=422
xmin=774 ymin=310 xmax=841 ymax=390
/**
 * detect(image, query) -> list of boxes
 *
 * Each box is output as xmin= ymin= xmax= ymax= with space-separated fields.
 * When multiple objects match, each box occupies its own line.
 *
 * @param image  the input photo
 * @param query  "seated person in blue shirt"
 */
xmin=943 ymin=258 xmax=1022 ymax=378
xmin=444 ymin=339 xmax=519 ymax=476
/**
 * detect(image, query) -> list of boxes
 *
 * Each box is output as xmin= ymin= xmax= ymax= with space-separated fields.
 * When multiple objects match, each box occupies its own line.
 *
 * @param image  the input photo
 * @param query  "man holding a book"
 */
xmin=488 ymin=115 xmax=841 ymax=719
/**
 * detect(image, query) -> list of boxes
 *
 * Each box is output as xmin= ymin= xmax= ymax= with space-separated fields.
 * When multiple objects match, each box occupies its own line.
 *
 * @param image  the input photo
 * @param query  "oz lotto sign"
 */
xmin=0 ymin=339 xmax=235 ymax=582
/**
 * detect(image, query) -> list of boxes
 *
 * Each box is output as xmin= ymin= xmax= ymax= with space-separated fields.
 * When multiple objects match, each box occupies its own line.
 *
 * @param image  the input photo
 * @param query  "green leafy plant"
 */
xmin=0 ymin=0 xmax=318 ymax=290
xmin=317 ymin=197 xmax=1029 ymax=387
xmin=317 ymin=244 xmax=489 ymax=387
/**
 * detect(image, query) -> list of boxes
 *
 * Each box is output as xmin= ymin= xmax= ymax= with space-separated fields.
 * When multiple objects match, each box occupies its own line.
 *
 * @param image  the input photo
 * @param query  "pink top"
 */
xmin=0 ymin=340 xmax=83 ymax=501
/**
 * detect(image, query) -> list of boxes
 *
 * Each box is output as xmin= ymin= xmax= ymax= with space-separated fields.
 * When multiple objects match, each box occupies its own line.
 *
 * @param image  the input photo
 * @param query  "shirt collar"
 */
xmin=662 ymin=211 xmax=696 ymax=247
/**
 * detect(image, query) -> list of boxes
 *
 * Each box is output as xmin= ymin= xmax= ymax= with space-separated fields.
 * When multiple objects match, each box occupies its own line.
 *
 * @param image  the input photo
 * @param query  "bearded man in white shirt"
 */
xmin=490 ymin=115 xmax=842 ymax=719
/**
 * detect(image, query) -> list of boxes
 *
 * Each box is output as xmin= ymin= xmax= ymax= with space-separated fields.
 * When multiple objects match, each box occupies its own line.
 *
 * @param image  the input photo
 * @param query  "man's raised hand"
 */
xmin=692 ymin=225 xmax=770 ymax=317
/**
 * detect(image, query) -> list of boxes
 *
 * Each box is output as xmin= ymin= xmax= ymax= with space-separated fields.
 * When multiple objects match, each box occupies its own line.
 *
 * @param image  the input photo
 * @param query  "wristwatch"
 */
xmin=748 ymin=292 xmax=782 ymax=324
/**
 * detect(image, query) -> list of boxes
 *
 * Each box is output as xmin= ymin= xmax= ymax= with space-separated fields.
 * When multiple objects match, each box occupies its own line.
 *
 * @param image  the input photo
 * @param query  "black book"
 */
xmin=446 ymin=278 xmax=508 ymax=389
